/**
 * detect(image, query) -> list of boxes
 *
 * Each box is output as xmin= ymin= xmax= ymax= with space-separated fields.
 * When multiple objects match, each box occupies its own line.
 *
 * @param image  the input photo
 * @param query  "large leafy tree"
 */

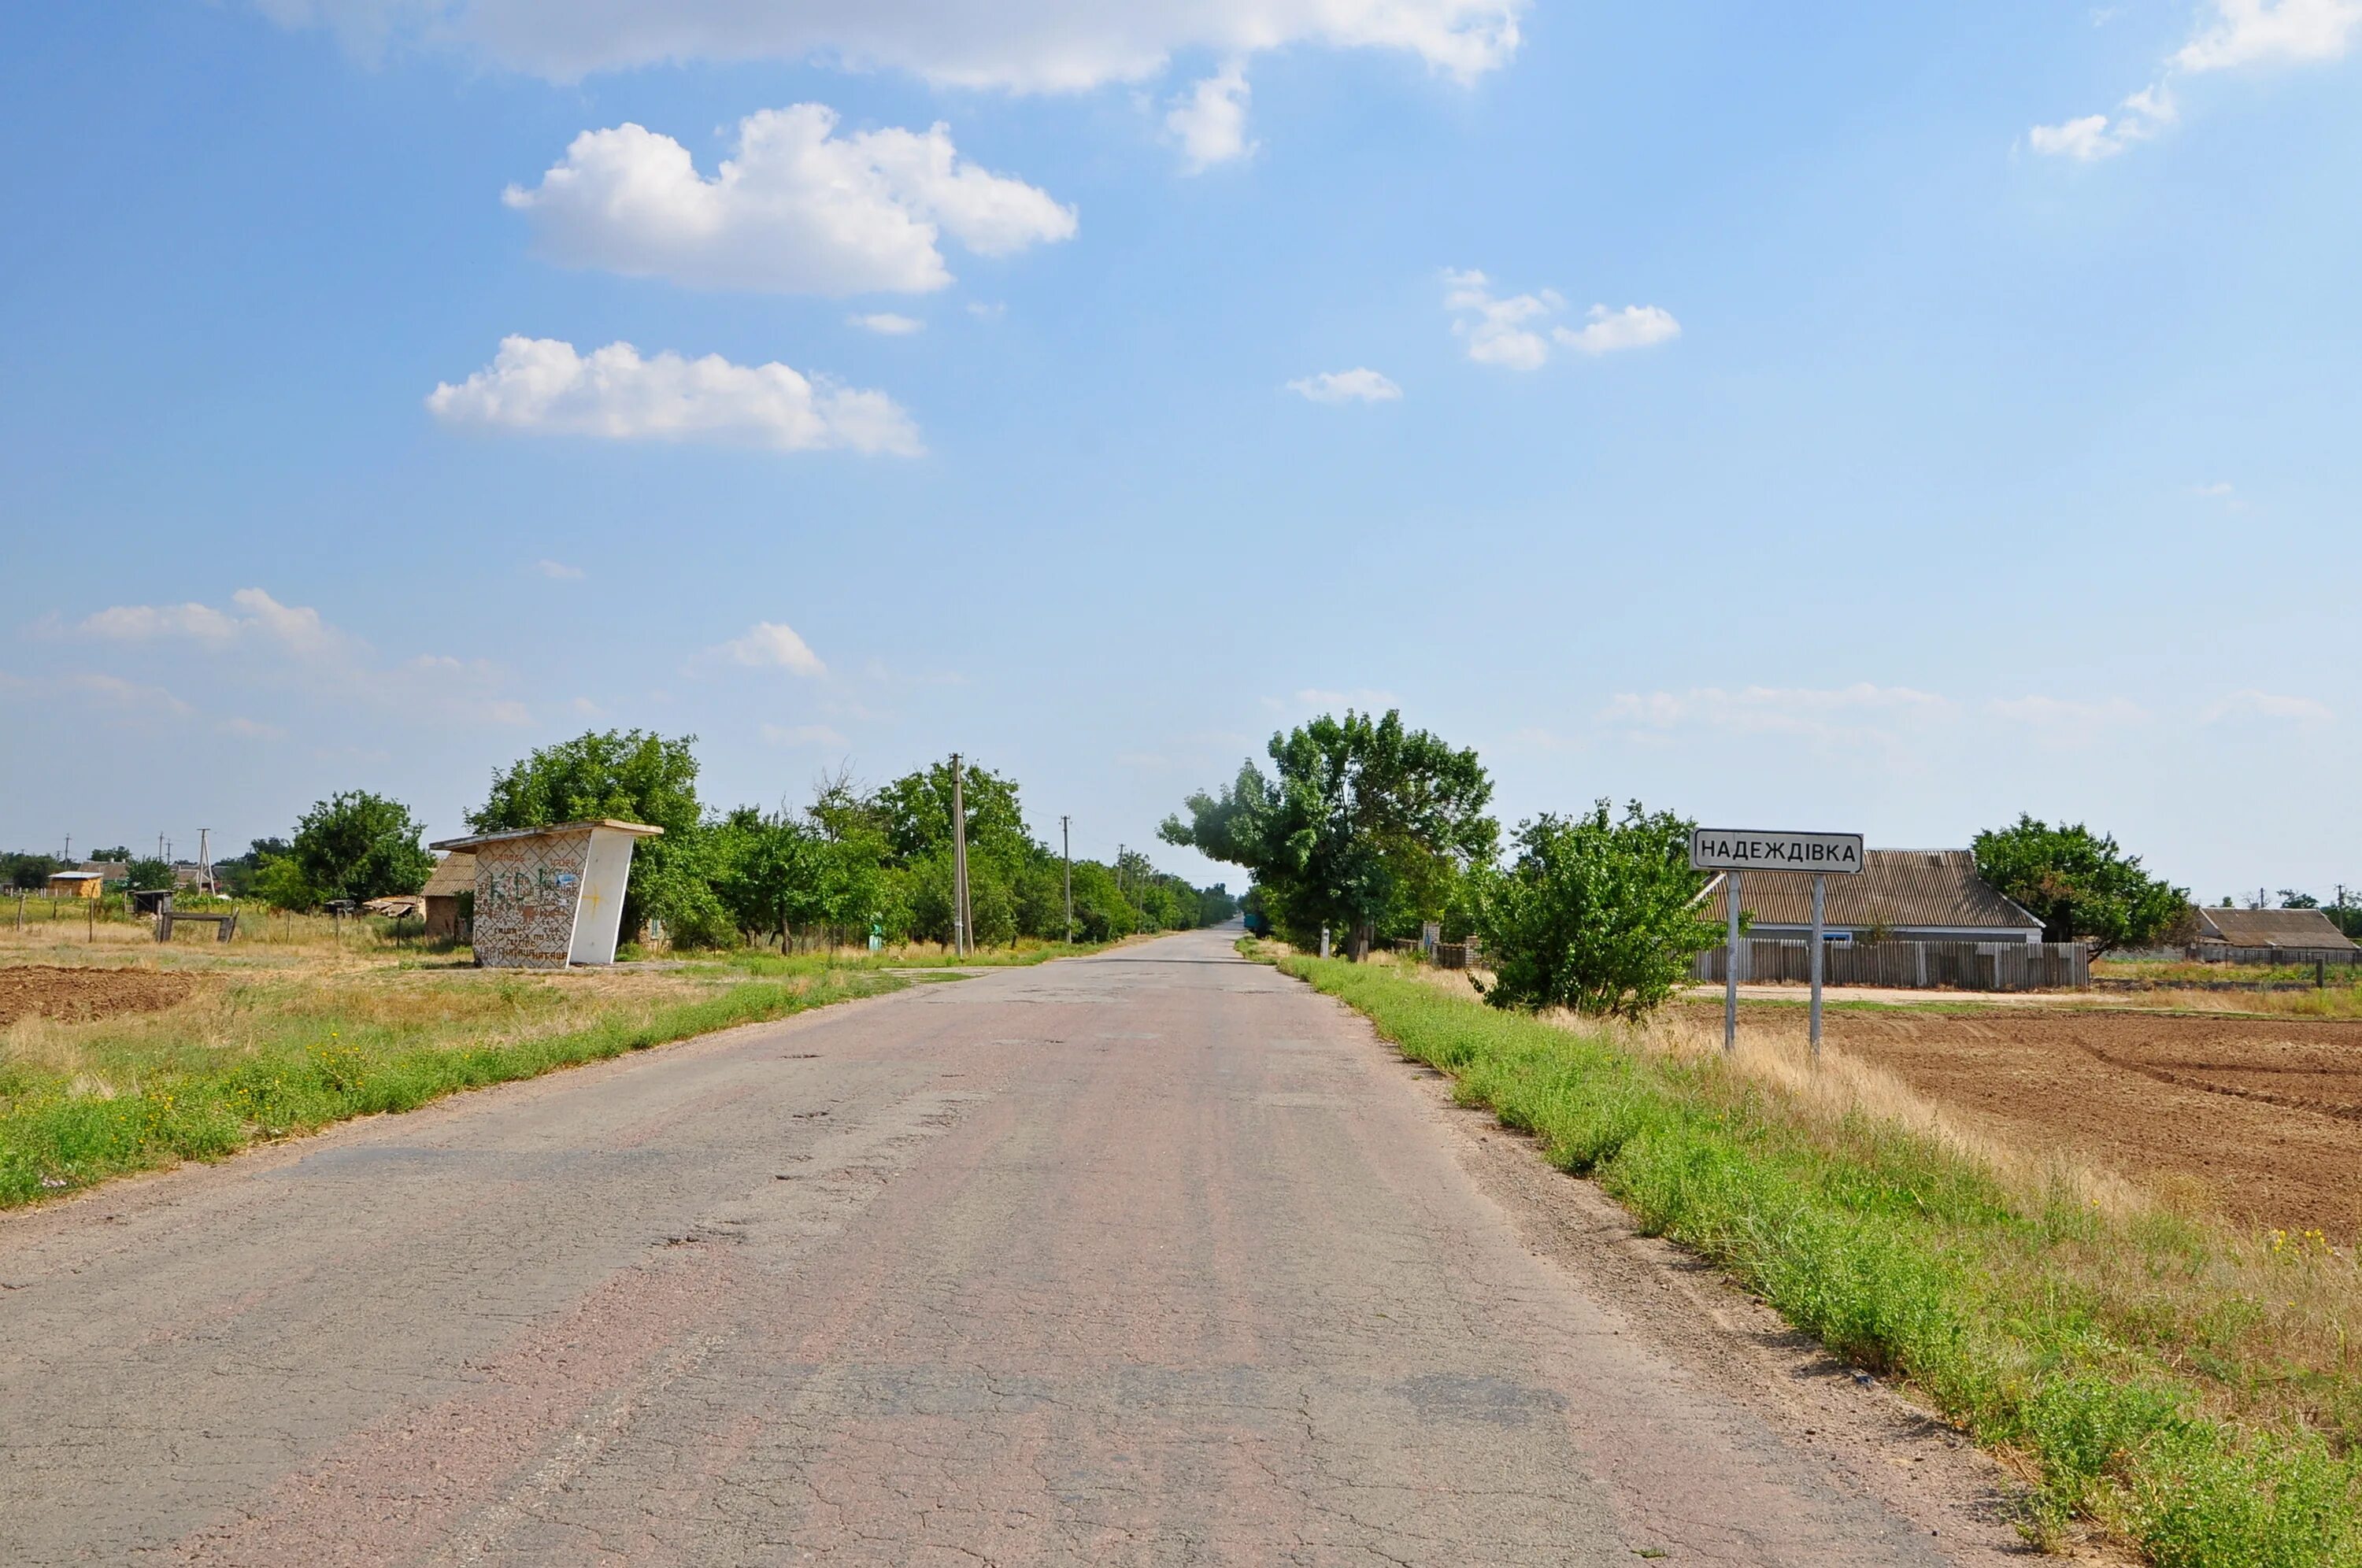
xmin=287 ymin=791 xmax=435 ymax=905
xmin=468 ymin=730 xmax=709 ymax=941
xmin=1471 ymin=802 xmax=1721 ymax=1019
xmin=1162 ymin=709 xmax=1496 ymax=952
xmin=1971 ymin=815 xmax=2186 ymax=956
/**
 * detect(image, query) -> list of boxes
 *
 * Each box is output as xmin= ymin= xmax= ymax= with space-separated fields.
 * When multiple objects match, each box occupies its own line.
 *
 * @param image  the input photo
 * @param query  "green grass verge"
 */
xmin=0 ymin=970 xmax=903 ymax=1208
xmin=1268 ymin=951 xmax=2362 ymax=1566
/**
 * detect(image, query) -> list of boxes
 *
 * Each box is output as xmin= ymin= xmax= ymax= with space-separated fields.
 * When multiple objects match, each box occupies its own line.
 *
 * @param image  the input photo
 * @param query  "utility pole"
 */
xmin=61 ymin=834 xmax=71 ymax=864
xmin=1061 ymin=815 xmax=1073 ymax=944
xmin=197 ymin=829 xmax=214 ymax=897
xmin=949 ymin=753 xmax=970 ymax=956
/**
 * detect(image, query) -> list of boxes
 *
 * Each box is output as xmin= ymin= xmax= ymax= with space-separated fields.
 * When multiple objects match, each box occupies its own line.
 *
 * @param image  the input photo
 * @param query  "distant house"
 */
xmin=421 ymin=852 xmax=475 ymax=941
xmin=1700 ymin=849 xmax=2046 ymax=945
xmin=76 ymin=862 xmax=130 ymax=884
xmin=2191 ymin=907 xmax=2358 ymax=955
xmin=46 ymin=871 xmax=106 ymax=900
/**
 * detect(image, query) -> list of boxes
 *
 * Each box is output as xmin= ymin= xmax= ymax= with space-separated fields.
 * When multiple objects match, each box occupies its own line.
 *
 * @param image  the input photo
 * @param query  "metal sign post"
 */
xmin=1723 ymin=871 xmax=1742 ymax=1052
xmin=1690 ymin=829 xmax=1866 ymax=1061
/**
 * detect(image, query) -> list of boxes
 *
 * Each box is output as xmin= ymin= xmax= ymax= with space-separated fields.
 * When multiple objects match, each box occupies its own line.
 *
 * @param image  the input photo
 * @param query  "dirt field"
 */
xmin=1694 ymin=1000 xmax=2362 ymax=1238
xmin=0 ymin=965 xmax=194 ymax=1028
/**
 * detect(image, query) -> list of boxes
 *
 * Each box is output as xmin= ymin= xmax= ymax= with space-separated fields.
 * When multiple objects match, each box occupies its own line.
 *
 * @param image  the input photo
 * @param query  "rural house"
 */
xmin=46 ymin=871 xmax=106 ymax=900
xmin=2191 ymin=907 xmax=2358 ymax=956
xmin=420 ymin=851 xmax=475 ymax=941
xmin=1700 ymin=849 xmax=2045 ymax=944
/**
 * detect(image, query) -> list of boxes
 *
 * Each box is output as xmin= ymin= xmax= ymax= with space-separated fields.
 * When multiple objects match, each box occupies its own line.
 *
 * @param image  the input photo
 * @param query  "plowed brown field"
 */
xmin=0 ymin=965 xmax=193 ymax=1027
xmin=1690 ymin=1000 xmax=2362 ymax=1237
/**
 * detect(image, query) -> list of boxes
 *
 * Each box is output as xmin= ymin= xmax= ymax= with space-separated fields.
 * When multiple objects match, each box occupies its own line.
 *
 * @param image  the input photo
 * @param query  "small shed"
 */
xmin=420 ymin=851 xmax=476 ymax=941
xmin=426 ymin=821 xmax=661 ymax=970
xmin=1701 ymin=849 xmax=2046 ymax=945
xmin=47 ymin=871 xmax=106 ymax=900
xmin=2192 ymin=907 xmax=2358 ymax=955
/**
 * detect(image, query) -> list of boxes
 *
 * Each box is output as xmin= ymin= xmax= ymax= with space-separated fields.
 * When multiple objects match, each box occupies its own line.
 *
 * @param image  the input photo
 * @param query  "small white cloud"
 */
xmin=73 ymin=588 xmax=335 ymax=656
xmin=850 ymin=312 xmax=924 ymax=335
xmin=1445 ymin=270 xmax=1678 ymax=368
xmin=249 ymin=0 xmax=1526 ymax=92
xmin=505 ymin=106 xmax=1077 ymax=296
xmin=760 ymin=722 xmax=850 ymax=749
xmin=1442 ymin=268 xmax=1557 ymax=370
xmin=2204 ymin=688 xmax=2333 ymax=723
xmin=536 ymin=558 xmax=586 ymax=579
xmin=220 ymin=716 xmax=287 ymax=739
xmin=570 ymin=696 xmax=603 ymax=716
xmin=1986 ymin=695 xmax=2147 ymax=727
xmin=719 ymin=621 xmax=827 ymax=676
xmin=2193 ymin=480 xmax=2236 ymax=496
xmin=1554 ymin=304 xmax=1681 ymax=356
xmin=2030 ymin=85 xmax=2176 ymax=159
xmin=1286 ymin=368 xmax=1402 ymax=404
xmin=965 ymin=300 xmax=1006 ymax=320
xmin=428 ymin=337 xmax=922 ymax=456
xmin=22 ymin=672 xmax=198 ymax=719
xmin=1166 ymin=59 xmax=1257 ymax=172
xmin=1601 ymin=683 xmax=1955 ymax=738
xmin=2175 ymin=0 xmax=2362 ymax=72
xmin=1293 ymin=686 xmax=1400 ymax=712
xmin=2033 ymin=0 xmax=2355 ymax=161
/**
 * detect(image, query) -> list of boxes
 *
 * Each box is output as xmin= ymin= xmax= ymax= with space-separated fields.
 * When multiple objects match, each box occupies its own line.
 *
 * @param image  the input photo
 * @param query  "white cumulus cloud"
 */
xmin=2204 ymin=688 xmax=2333 ymax=723
xmin=2030 ymin=86 xmax=2178 ymax=159
xmin=1167 ymin=60 xmax=1257 ymax=172
xmin=2031 ymin=0 xmax=2355 ymax=158
xmin=720 ymin=623 xmax=828 ymax=676
xmin=2175 ymin=0 xmax=2362 ymax=69
xmin=250 ymin=0 xmax=1524 ymax=91
xmin=1554 ymin=304 xmax=1683 ymax=356
xmin=850 ymin=312 xmax=924 ymax=335
xmin=1444 ymin=270 xmax=1679 ymax=369
xmin=1286 ymin=368 xmax=1402 ymax=404
xmin=427 ymin=337 xmax=922 ymax=456
xmin=505 ymin=106 xmax=1076 ymax=296
xmin=74 ymin=588 xmax=335 ymax=655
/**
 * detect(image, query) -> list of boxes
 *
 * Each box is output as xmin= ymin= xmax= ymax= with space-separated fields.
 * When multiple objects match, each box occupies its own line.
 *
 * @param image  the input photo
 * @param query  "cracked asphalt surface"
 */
xmin=1 ymin=928 xmax=1984 ymax=1565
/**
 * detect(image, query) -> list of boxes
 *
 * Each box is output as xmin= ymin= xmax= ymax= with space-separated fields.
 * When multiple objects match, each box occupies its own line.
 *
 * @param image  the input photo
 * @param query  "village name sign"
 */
xmin=1690 ymin=827 xmax=1865 ymax=1055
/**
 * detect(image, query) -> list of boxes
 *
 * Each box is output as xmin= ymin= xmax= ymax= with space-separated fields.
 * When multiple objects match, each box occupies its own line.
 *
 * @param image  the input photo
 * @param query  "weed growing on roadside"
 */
xmin=1272 ymin=953 xmax=2362 ymax=1567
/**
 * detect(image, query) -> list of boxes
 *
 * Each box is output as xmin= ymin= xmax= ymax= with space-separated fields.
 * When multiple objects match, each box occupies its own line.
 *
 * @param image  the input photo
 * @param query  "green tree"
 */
xmin=288 ymin=791 xmax=435 ymax=904
xmin=2279 ymin=889 xmax=2320 ymax=908
xmin=468 ymin=730 xmax=704 ymax=941
xmin=252 ymin=855 xmax=322 ymax=912
xmin=871 ymin=760 xmax=1030 ymax=867
xmin=2 ymin=853 xmax=63 ymax=891
xmin=1469 ymin=802 xmax=1721 ymax=1019
xmin=88 ymin=846 xmax=131 ymax=865
xmin=124 ymin=856 xmax=175 ymax=892
xmin=1162 ymin=709 xmax=1496 ymax=953
xmin=1971 ymin=815 xmax=2186 ymax=956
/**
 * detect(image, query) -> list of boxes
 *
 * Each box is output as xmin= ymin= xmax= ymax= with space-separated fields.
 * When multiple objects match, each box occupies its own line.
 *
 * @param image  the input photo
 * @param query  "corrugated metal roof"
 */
xmin=2195 ymin=907 xmax=2357 ymax=950
xmin=1701 ymin=849 xmax=2043 ymax=933
xmin=421 ymin=852 xmax=476 ymax=898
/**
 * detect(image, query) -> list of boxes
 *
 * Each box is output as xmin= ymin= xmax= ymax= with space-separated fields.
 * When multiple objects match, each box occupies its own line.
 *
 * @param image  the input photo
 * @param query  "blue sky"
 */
xmin=3 ymin=1 xmax=2356 ymax=902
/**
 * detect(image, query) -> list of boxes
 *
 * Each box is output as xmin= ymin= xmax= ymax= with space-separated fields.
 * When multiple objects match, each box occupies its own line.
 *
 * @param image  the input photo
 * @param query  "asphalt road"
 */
xmin=1 ymin=928 xmax=1985 ymax=1565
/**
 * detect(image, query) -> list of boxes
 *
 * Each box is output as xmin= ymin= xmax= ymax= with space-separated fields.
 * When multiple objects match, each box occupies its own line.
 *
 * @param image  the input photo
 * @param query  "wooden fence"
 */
xmin=2194 ymin=945 xmax=2362 ymax=967
xmin=1690 ymin=939 xmax=2088 ymax=992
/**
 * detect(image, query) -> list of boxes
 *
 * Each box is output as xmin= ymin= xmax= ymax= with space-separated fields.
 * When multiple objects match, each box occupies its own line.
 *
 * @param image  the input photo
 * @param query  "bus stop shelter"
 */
xmin=426 ymin=820 xmax=661 ymax=969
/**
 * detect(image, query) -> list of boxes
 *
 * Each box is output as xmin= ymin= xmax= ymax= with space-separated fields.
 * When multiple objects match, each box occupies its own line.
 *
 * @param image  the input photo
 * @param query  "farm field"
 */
xmin=1683 ymin=997 xmax=2362 ymax=1238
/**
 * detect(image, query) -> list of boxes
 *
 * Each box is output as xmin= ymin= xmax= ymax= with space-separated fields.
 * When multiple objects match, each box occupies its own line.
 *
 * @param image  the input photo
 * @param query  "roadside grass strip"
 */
xmin=1272 ymin=952 xmax=2362 ymax=1566
xmin=0 ymin=969 xmax=903 ymax=1207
